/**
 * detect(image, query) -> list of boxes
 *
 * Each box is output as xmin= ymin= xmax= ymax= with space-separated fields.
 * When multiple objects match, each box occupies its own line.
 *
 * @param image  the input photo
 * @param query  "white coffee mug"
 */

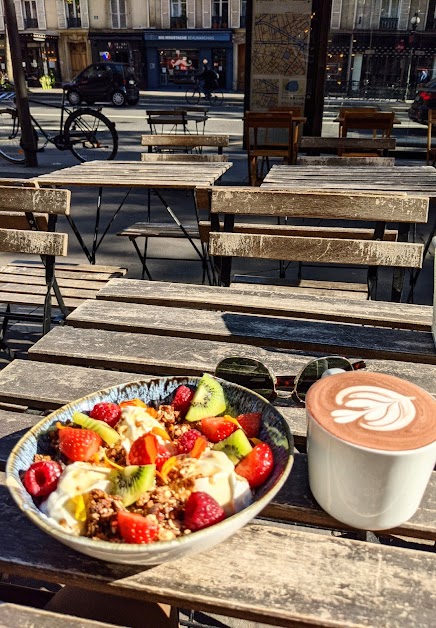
xmin=306 ymin=371 xmax=436 ymax=530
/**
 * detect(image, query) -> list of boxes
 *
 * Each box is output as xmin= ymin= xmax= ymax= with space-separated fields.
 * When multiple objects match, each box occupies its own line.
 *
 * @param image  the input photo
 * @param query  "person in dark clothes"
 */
xmin=198 ymin=59 xmax=218 ymax=97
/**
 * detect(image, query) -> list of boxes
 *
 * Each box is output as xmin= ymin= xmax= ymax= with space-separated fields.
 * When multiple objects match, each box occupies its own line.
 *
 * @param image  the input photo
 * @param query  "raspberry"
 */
xmin=23 ymin=460 xmax=62 ymax=498
xmin=89 ymin=402 xmax=122 ymax=428
xmin=184 ymin=491 xmax=226 ymax=532
xmin=235 ymin=442 xmax=274 ymax=488
xmin=172 ymin=385 xmax=194 ymax=417
xmin=177 ymin=429 xmax=202 ymax=454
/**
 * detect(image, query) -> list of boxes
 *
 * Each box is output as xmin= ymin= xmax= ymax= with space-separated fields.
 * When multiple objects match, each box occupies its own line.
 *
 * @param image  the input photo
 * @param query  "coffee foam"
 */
xmin=305 ymin=371 xmax=436 ymax=451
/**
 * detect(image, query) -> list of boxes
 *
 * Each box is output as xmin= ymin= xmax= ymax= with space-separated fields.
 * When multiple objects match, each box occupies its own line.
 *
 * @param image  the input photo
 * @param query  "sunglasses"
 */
xmin=214 ymin=356 xmax=366 ymax=404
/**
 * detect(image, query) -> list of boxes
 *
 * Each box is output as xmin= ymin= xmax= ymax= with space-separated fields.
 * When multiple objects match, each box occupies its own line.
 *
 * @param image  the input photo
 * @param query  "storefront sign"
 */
xmin=33 ymin=34 xmax=46 ymax=41
xmin=144 ymin=30 xmax=231 ymax=42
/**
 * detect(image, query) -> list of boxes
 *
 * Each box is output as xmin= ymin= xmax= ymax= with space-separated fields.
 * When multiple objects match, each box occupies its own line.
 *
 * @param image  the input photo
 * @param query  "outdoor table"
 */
xmin=33 ymin=160 xmax=231 ymax=265
xmin=0 ymin=278 xmax=434 ymax=627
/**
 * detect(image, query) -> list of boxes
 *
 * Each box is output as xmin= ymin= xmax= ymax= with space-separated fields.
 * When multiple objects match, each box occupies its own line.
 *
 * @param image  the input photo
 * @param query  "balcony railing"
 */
xmin=67 ymin=17 xmax=82 ymax=28
xmin=170 ymin=16 xmax=187 ymax=28
xmin=212 ymin=15 xmax=229 ymax=29
xmin=379 ymin=17 xmax=398 ymax=30
xmin=24 ymin=18 xmax=38 ymax=29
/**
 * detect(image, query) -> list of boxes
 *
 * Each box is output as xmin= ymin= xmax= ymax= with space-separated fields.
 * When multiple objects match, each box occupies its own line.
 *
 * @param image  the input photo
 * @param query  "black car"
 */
xmin=63 ymin=62 xmax=140 ymax=107
xmin=408 ymin=78 xmax=436 ymax=124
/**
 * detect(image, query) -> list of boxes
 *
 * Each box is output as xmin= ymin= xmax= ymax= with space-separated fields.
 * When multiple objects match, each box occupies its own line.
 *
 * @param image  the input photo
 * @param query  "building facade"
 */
xmin=0 ymin=0 xmax=247 ymax=90
xmin=328 ymin=0 xmax=436 ymax=98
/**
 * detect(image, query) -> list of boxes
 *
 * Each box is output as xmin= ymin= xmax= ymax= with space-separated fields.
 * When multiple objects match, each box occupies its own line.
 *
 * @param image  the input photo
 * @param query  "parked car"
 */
xmin=63 ymin=62 xmax=140 ymax=107
xmin=408 ymin=78 xmax=436 ymax=124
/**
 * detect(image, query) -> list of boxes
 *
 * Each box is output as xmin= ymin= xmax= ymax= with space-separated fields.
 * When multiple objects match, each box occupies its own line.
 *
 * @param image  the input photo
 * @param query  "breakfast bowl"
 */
xmin=6 ymin=375 xmax=293 ymax=565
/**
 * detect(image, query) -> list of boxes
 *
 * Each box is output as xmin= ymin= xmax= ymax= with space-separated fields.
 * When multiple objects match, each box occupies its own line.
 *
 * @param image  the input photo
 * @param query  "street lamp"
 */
xmin=404 ymin=12 xmax=421 ymax=101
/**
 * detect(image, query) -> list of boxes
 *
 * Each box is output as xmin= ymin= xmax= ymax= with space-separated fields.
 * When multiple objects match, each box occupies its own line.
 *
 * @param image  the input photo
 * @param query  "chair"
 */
xmin=426 ymin=109 xmax=436 ymax=165
xmin=207 ymin=187 xmax=427 ymax=302
xmin=268 ymin=106 xmax=305 ymax=164
xmin=337 ymin=107 xmax=378 ymax=136
xmin=339 ymin=111 xmax=395 ymax=156
xmin=244 ymin=111 xmax=294 ymax=186
xmin=146 ymin=110 xmax=188 ymax=135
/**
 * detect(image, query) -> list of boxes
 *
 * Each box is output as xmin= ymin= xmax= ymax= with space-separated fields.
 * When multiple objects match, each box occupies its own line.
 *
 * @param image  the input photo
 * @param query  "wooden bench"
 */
xmin=297 ymin=156 xmax=395 ymax=166
xmin=206 ymin=187 xmax=427 ymax=301
xmin=0 ymin=185 xmax=127 ymax=356
xmin=300 ymin=136 xmax=396 ymax=156
xmin=141 ymin=133 xmax=229 ymax=158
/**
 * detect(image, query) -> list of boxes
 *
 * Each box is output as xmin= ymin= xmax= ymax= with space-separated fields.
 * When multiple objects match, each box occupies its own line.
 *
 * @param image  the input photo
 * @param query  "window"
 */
xmin=23 ymin=0 xmax=38 ymax=28
xmin=111 ymin=0 xmax=126 ymax=29
xmin=240 ymin=0 xmax=246 ymax=27
xmin=66 ymin=0 xmax=81 ymax=28
xmin=381 ymin=0 xmax=399 ymax=17
xmin=212 ymin=0 xmax=228 ymax=28
xmin=170 ymin=0 xmax=187 ymax=28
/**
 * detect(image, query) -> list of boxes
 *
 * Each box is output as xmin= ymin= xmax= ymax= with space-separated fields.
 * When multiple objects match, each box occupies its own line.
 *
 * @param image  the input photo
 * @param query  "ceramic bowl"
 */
xmin=6 ymin=376 xmax=293 ymax=565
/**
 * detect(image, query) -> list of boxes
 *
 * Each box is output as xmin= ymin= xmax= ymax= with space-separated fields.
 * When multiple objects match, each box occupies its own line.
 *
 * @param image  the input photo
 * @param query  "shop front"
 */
xmin=143 ymin=30 xmax=233 ymax=91
xmin=89 ymin=33 xmax=146 ymax=88
xmin=0 ymin=32 xmax=61 ymax=87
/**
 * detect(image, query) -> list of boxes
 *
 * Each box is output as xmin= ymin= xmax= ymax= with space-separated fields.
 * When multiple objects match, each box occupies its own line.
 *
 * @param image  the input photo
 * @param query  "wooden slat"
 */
xmin=141 ymin=134 xmax=229 ymax=147
xmin=0 ymin=187 xmax=70 ymax=215
xmin=209 ymin=232 xmax=423 ymax=268
xmin=0 ymin=212 xmax=48 ymax=230
xmin=1 ymin=264 xmax=126 ymax=281
xmin=0 ymin=230 xmax=68 ymax=256
xmin=96 ymin=279 xmax=432 ymax=331
xmin=210 ymin=187 xmax=429 ymax=222
xmin=300 ymin=136 xmax=396 ymax=149
xmin=0 ymin=482 xmax=434 ymax=628
xmin=141 ymin=153 xmax=228 ymax=162
xmin=0 ymin=604 xmax=119 ymax=627
xmin=0 ymin=273 xmax=115 ymax=291
xmin=231 ymin=277 xmax=368 ymax=300
xmin=118 ymin=222 xmax=199 ymax=238
xmin=0 ymin=282 xmax=98 ymax=299
xmin=0 ymin=292 xmax=84 ymax=308
xmin=28 ymin=323 xmax=436 ymax=371
xmin=298 ymin=156 xmax=395 ymax=166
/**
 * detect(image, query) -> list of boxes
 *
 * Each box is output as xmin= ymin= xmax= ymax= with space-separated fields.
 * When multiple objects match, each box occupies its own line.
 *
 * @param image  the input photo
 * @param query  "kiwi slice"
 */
xmin=72 ymin=411 xmax=120 ymax=447
xmin=213 ymin=429 xmax=253 ymax=465
xmin=185 ymin=373 xmax=226 ymax=422
xmin=109 ymin=465 xmax=155 ymax=507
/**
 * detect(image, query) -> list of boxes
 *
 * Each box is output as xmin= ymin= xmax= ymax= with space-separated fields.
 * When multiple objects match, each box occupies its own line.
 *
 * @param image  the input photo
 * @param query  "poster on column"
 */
xmin=250 ymin=0 xmax=312 ymax=110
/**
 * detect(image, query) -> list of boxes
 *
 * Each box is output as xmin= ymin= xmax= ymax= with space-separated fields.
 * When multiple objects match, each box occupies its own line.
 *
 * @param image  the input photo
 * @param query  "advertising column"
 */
xmin=247 ymin=0 xmax=312 ymax=110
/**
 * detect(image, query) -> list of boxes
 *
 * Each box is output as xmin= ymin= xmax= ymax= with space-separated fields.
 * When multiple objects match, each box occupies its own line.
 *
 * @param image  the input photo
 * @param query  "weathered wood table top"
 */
xmin=261 ymin=164 xmax=436 ymax=195
xmin=34 ymin=160 xmax=232 ymax=189
xmin=0 ymin=279 xmax=435 ymax=627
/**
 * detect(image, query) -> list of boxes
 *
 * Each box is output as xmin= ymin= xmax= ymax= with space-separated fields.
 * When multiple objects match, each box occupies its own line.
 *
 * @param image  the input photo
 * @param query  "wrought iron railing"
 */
xmin=379 ymin=17 xmax=398 ymax=30
xmin=24 ymin=18 xmax=38 ymax=29
xmin=212 ymin=15 xmax=229 ymax=28
xmin=170 ymin=16 xmax=187 ymax=28
xmin=67 ymin=17 xmax=82 ymax=28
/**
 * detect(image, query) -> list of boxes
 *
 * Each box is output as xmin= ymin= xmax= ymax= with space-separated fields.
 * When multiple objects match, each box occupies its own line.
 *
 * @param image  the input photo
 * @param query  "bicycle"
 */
xmin=185 ymin=80 xmax=224 ymax=106
xmin=0 ymin=89 xmax=118 ymax=164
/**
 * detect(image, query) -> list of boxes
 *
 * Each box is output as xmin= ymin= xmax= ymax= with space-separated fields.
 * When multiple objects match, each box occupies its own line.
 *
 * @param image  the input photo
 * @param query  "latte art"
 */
xmin=332 ymin=385 xmax=416 ymax=432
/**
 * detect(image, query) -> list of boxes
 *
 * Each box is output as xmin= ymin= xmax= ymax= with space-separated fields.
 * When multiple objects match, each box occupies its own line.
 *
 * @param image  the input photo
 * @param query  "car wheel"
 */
xmin=67 ymin=90 xmax=82 ymax=106
xmin=112 ymin=90 xmax=126 ymax=107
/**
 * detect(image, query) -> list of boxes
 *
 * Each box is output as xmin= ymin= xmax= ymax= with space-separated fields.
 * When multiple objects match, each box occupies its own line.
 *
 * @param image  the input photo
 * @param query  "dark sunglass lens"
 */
xmin=215 ymin=357 xmax=276 ymax=400
xmin=295 ymin=357 xmax=352 ymax=401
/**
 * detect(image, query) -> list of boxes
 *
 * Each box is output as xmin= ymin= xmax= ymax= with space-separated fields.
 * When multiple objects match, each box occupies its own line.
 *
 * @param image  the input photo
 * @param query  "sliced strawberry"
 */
xmin=89 ymin=402 xmax=122 ymax=428
xmin=118 ymin=511 xmax=159 ymax=544
xmin=128 ymin=433 xmax=170 ymax=471
xmin=236 ymin=412 xmax=262 ymax=439
xmin=172 ymin=385 xmax=195 ymax=417
xmin=200 ymin=417 xmax=237 ymax=443
xmin=23 ymin=460 xmax=62 ymax=498
xmin=58 ymin=427 xmax=102 ymax=462
xmin=235 ymin=442 xmax=274 ymax=488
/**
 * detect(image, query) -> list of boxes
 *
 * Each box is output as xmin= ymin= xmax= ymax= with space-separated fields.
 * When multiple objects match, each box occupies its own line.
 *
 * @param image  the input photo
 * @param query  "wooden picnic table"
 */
xmin=0 ymin=279 xmax=434 ymax=627
xmin=33 ymin=160 xmax=231 ymax=265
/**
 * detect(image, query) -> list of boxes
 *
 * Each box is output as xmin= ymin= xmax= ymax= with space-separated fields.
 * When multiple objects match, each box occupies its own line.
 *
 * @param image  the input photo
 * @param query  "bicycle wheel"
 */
xmin=209 ymin=90 xmax=224 ymax=106
xmin=64 ymin=108 xmax=118 ymax=162
xmin=0 ymin=109 xmax=26 ymax=163
xmin=185 ymin=87 xmax=201 ymax=105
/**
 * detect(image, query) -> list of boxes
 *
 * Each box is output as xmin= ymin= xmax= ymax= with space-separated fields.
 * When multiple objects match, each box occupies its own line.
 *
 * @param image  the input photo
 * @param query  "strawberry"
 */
xmin=172 ymin=385 xmax=195 ymax=417
xmin=235 ymin=443 xmax=274 ymax=488
xmin=184 ymin=491 xmax=226 ymax=532
xmin=236 ymin=412 xmax=262 ymax=438
xmin=23 ymin=460 xmax=62 ymax=498
xmin=118 ymin=511 xmax=159 ymax=544
xmin=89 ymin=402 xmax=122 ymax=428
xmin=58 ymin=427 xmax=102 ymax=462
xmin=177 ymin=429 xmax=203 ymax=454
xmin=128 ymin=433 xmax=171 ymax=471
xmin=200 ymin=417 xmax=237 ymax=443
